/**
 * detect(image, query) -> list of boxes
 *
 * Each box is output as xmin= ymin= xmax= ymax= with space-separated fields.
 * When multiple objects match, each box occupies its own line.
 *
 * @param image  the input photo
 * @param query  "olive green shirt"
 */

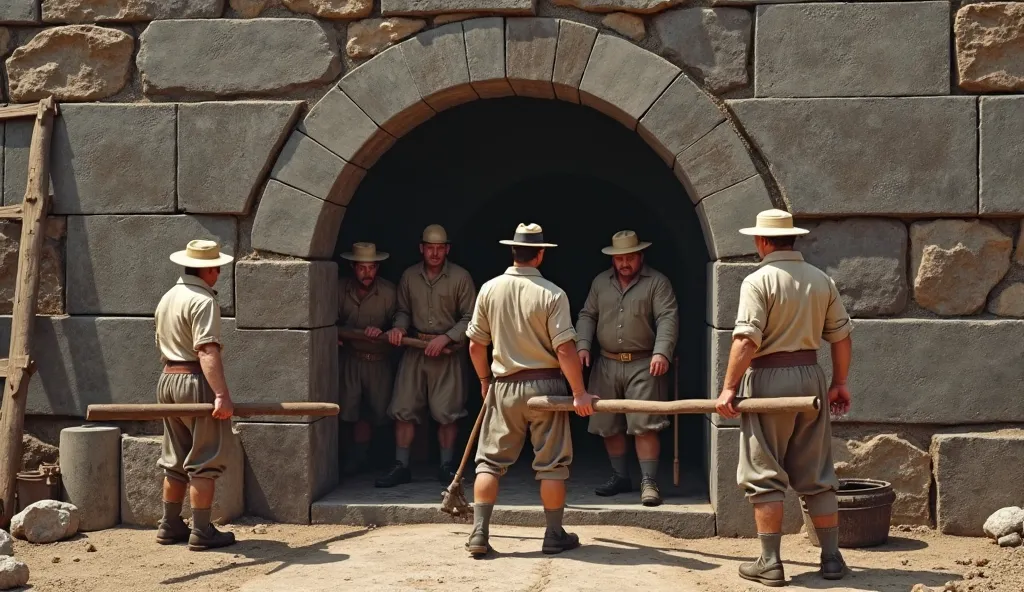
xmin=154 ymin=275 xmax=222 ymax=363
xmin=393 ymin=260 xmax=476 ymax=344
xmin=576 ymin=265 xmax=679 ymax=359
xmin=338 ymin=277 xmax=397 ymax=354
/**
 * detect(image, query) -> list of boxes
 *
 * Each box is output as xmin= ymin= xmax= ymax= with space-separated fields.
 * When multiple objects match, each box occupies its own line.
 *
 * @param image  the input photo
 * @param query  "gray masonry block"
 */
xmin=933 ymin=430 xmax=1024 ymax=536
xmin=0 ymin=0 xmax=38 ymax=23
xmin=66 ymin=215 xmax=236 ymax=315
xmin=506 ymin=18 xmax=558 ymax=99
xmin=237 ymin=418 xmax=339 ymax=524
xmin=980 ymin=96 xmax=1024 ymax=214
xmin=464 ymin=18 xmax=515 ymax=99
xmin=381 ymin=0 xmax=533 ymax=16
xmin=729 ymin=97 xmax=977 ymax=215
xmin=235 ymin=260 xmax=338 ymax=329
xmin=250 ymin=180 xmax=345 ymax=259
xmin=754 ymin=2 xmax=950 ymax=98
xmin=269 ymin=131 xmax=365 ymax=207
xmin=340 ymin=44 xmax=435 ymax=138
xmin=178 ymin=101 xmax=302 ymax=215
xmin=551 ymin=20 xmax=598 ymax=104
xmin=638 ymin=74 xmax=725 ymax=167
xmin=695 ymin=174 xmax=769 ymax=260
xmin=707 ymin=261 xmax=758 ymax=329
xmin=674 ymin=122 xmax=758 ymax=202
xmin=298 ymin=86 xmax=396 ymax=170
xmin=5 ymin=104 xmax=175 ymax=214
xmin=401 ymin=23 xmax=478 ymax=112
xmin=580 ymin=34 xmax=680 ymax=130
xmin=707 ymin=326 xmax=737 ymax=427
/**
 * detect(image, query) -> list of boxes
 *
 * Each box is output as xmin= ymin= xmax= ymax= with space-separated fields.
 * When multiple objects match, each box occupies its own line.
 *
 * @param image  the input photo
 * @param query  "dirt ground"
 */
xmin=15 ymin=518 xmax=1024 ymax=592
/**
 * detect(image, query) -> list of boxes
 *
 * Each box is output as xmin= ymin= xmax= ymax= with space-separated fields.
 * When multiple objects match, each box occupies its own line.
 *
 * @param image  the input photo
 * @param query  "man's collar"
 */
xmin=759 ymin=251 xmax=804 ymax=266
xmin=420 ymin=260 xmax=449 ymax=279
xmin=505 ymin=266 xmax=542 ymax=277
xmin=177 ymin=275 xmax=217 ymax=296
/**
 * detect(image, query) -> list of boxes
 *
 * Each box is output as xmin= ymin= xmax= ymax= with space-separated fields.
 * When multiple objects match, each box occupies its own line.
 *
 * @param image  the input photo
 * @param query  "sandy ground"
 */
xmin=15 ymin=518 xmax=1024 ymax=592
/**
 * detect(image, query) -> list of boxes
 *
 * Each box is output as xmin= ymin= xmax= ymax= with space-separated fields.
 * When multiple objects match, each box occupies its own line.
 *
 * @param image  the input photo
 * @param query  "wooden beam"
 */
xmin=86 ymin=402 xmax=341 ymax=421
xmin=0 ymin=104 xmax=48 ymax=121
xmin=0 ymin=205 xmax=22 ymax=221
xmin=527 ymin=395 xmax=820 ymax=414
xmin=0 ymin=360 xmax=6 ymax=379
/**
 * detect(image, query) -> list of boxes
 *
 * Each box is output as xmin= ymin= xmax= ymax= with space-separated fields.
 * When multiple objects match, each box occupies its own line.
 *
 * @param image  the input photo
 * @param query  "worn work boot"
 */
xmin=542 ymin=528 xmax=581 ymax=555
xmin=738 ymin=557 xmax=786 ymax=587
xmin=821 ymin=551 xmax=849 ymax=580
xmin=640 ymin=477 xmax=662 ymax=507
xmin=465 ymin=529 xmax=491 ymax=557
xmin=438 ymin=461 xmax=458 ymax=485
xmin=594 ymin=473 xmax=632 ymax=497
xmin=188 ymin=524 xmax=236 ymax=551
xmin=374 ymin=461 xmax=412 ymax=488
xmin=155 ymin=517 xmax=191 ymax=545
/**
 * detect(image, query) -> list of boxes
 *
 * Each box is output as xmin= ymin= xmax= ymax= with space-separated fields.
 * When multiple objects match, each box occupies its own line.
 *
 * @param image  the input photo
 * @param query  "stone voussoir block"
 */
xmin=654 ymin=7 xmax=751 ymax=94
xmin=933 ymin=430 xmax=1024 ymax=536
xmin=707 ymin=261 xmax=758 ymax=329
xmin=381 ymin=0 xmax=533 ymax=16
xmin=400 ymin=23 xmax=478 ymax=112
xmin=673 ymin=121 xmax=757 ymax=202
xmin=269 ymin=131 xmax=366 ymax=207
xmin=42 ymin=0 xmax=225 ymax=23
xmin=340 ymin=43 xmax=436 ymax=138
xmin=980 ymin=96 xmax=1024 ymax=214
xmin=251 ymin=180 xmax=346 ymax=259
xmin=695 ymin=174 xmax=769 ymax=260
xmin=638 ymin=73 xmax=725 ymax=167
xmin=506 ymin=18 xmax=559 ymax=99
xmin=464 ymin=17 xmax=514 ymax=99
xmin=552 ymin=20 xmax=598 ymax=104
xmin=298 ymin=86 xmax=397 ymax=170
xmin=235 ymin=260 xmax=338 ymax=329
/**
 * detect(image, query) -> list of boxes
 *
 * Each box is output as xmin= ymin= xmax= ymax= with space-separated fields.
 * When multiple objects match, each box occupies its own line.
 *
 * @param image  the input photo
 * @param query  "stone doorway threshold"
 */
xmin=313 ymin=459 xmax=716 ymax=538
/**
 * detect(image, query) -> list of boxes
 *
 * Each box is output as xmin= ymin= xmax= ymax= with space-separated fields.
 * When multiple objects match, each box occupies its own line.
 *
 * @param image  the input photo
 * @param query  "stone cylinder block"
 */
xmin=59 ymin=425 xmax=121 ymax=531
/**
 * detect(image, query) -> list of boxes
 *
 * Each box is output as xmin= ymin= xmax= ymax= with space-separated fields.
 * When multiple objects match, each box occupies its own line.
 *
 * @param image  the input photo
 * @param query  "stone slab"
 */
xmin=707 ymin=325 xmax=737 ymax=427
xmin=137 ymin=18 xmax=341 ymax=98
xmin=980 ymin=96 xmax=1024 ymax=214
xmin=955 ymin=3 xmax=1024 ymax=93
xmin=250 ymin=180 xmax=346 ymax=259
xmin=464 ymin=17 xmax=514 ymax=98
xmin=297 ymin=86 xmax=396 ymax=170
xmin=654 ymin=7 xmax=751 ymax=94
xmin=178 ymin=101 xmax=302 ymax=215
xmin=120 ymin=433 xmax=244 ymax=527
xmin=579 ymin=33 xmax=680 ymax=129
xmin=400 ymin=23 xmax=478 ymax=112
xmin=339 ymin=44 xmax=435 ymax=137
xmin=42 ymin=0 xmax=225 ymax=22
xmin=5 ymin=104 xmax=176 ymax=214
xmin=237 ymin=418 xmax=339 ymax=524
xmin=551 ymin=19 xmax=598 ymax=104
xmin=235 ymin=260 xmax=338 ymax=329
xmin=933 ymin=430 xmax=1024 ymax=536
xmin=505 ymin=18 xmax=558 ymax=99
xmin=66 ymin=214 xmax=236 ymax=315
xmin=638 ymin=74 xmax=725 ymax=167
xmin=381 ymin=0 xmax=533 ymax=16
xmin=707 ymin=261 xmax=758 ymax=329
xmin=729 ymin=97 xmax=977 ymax=216
xmin=0 ymin=0 xmax=38 ymax=23
xmin=269 ymin=131 xmax=365 ymax=207
xmin=754 ymin=2 xmax=950 ymax=98
xmin=674 ymin=121 xmax=757 ymax=202
xmin=694 ymin=174 xmax=769 ymax=260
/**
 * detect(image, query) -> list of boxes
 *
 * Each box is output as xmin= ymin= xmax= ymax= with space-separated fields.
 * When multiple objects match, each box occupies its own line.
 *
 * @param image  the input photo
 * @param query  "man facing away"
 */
xmin=715 ymin=209 xmax=854 ymax=586
xmin=154 ymin=240 xmax=237 ymax=551
xmin=465 ymin=223 xmax=599 ymax=557
xmin=576 ymin=230 xmax=678 ymax=506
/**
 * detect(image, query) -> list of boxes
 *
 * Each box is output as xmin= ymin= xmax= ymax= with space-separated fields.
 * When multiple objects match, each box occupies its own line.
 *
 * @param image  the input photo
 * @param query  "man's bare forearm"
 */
xmin=556 ymin=341 xmax=586 ymax=395
xmin=830 ymin=336 xmax=852 ymax=385
xmin=722 ymin=337 xmax=758 ymax=390
xmin=468 ymin=340 xmax=491 ymax=379
xmin=197 ymin=345 xmax=230 ymax=398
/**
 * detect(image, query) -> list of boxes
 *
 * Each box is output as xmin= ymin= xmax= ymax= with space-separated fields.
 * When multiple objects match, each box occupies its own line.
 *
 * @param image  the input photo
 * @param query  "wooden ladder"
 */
xmin=0 ymin=97 xmax=59 ymax=527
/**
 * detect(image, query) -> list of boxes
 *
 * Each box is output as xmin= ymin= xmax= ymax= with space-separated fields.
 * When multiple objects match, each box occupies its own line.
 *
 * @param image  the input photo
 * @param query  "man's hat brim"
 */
xmin=499 ymin=239 xmax=558 ymax=248
xmin=169 ymin=251 xmax=234 ymax=268
xmin=340 ymin=252 xmax=390 ymax=262
xmin=738 ymin=227 xmax=809 ymax=236
xmin=601 ymin=241 xmax=651 ymax=256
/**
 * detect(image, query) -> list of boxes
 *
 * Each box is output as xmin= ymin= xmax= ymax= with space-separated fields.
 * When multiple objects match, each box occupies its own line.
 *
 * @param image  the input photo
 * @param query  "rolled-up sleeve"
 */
xmin=822 ymin=277 xmax=853 ymax=343
xmin=191 ymin=298 xmax=222 ymax=351
xmin=732 ymin=279 xmax=766 ymax=349
xmin=548 ymin=292 xmax=578 ymax=349
xmin=465 ymin=286 xmax=491 ymax=346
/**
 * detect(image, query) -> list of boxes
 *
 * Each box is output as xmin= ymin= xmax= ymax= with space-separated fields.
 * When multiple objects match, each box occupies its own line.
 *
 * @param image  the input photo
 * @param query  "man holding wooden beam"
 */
xmin=715 ymin=209 xmax=853 ymax=586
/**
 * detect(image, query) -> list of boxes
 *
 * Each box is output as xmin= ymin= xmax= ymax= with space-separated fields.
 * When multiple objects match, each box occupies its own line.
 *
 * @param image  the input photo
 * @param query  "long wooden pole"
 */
xmin=337 ymin=328 xmax=453 ymax=355
xmin=0 ymin=98 xmax=57 ymax=527
xmin=86 ymin=402 xmax=340 ymax=421
xmin=527 ymin=396 xmax=819 ymax=414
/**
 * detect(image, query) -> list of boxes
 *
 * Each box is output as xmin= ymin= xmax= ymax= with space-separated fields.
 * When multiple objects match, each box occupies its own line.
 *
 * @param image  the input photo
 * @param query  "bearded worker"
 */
xmin=576 ymin=230 xmax=678 ymax=506
xmin=716 ymin=209 xmax=853 ymax=587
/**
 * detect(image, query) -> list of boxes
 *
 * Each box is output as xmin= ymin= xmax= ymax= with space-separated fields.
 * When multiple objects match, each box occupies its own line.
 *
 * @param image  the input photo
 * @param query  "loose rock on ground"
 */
xmin=0 ymin=556 xmax=28 ymax=590
xmin=11 ymin=500 xmax=80 ymax=544
xmin=983 ymin=506 xmax=1024 ymax=539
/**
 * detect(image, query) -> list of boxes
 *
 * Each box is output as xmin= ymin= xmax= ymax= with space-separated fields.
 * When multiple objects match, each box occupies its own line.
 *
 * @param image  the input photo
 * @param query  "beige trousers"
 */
xmin=157 ymin=372 xmax=232 ymax=482
xmin=388 ymin=348 xmax=468 ymax=425
xmin=586 ymin=356 xmax=669 ymax=437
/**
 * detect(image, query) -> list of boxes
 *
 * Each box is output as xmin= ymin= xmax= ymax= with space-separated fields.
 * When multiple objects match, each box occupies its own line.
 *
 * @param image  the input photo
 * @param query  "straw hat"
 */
xmin=340 ymin=242 xmax=389 ymax=262
xmin=421 ymin=224 xmax=449 ymax=244
xmin=738 ymin=209 xmax=809 ymax=237
xmin=498 ymin=223 xmax=558 ymax=248
xmin=601 ymin=230 xmax=651 ymax=256
xmin=169 ymin=240 xmax=234 ymax=268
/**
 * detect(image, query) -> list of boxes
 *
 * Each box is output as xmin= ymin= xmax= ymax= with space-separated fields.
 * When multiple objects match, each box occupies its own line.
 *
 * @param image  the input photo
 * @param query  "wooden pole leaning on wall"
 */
xmin=0 ymin=97 xmax=59 ymax=528
xmin=526 ymin=396 xmax=819 ymax=415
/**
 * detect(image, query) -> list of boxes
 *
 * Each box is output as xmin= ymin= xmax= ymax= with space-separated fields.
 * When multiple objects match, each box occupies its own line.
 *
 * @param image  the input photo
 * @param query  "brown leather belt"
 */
xmin=495 ymin=368 xmax=563 ymax=383
xmin=750 ymin=350 xmax=817 ymax=368
xmin=345 ymin=350 xmax=387 ymax=363
xmin=600 ymin=350 xmax=653 ymax=363
xmin=163 ymin=361 xmax=202 ymax=374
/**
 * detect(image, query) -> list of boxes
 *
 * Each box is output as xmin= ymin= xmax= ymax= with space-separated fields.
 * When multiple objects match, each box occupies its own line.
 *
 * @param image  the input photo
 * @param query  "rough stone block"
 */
xmin=137 ymin=18 xmax=341 ymax=98
xmin=505 ymin=18 xmax=558 ymax=99
xmin=345 ymin=17 xmax=425 ymax=59
xmin=933 ymin=430 xmax=1024 ymax=536
xmin=66 ymin=214 xmax=236 ymax=315
xmin=400 ymin=23 xmax=478 ymax=112
xmin=707 ymin=261 xmax=758 ymax=329
xmin=178 ymin=101 xmax=301 ymax=215
xmin=382 ymin=0 xmax=532 ymax=15
xmin=580 ymin=33 xmax=680 ymax=129
xmin=729 ymin=98 xmax=977 ymax=215
xmin=0 ymin=218 xmax=65 ymax=316
xmin=298 ymin=86 xmax=396 ymax=169
xmin=833 ymin=433 xmax=931 ymax=526
xmin=5 ymin=104 xmax=176 ymax=214
xmin=955 ymin=3 xmax=1024 ymax=92
xmin=250 ymin=180 xmax=345 ymax=259
xmin=42 ymin=0 xmax=224 ymax=22
xmin=120 ymin=433 xmax=244 ymax=527
xmin=237 ymin=418 xmax=339 ymax=524
xmin=674 ymin=121 xmax=757 ymax=202
xmin=552 ymin=19 xmax=598 ymax=103
xmin=754 ymin=2 xmax=950 ymax=98
xmin=980 ymin=97 xmax=1024 ymax=214
xmin=283 ymin=0 xmax=372 ymax=19
xmin=235 ymin=260 xmax=338 ymax=329
xmin=339 ymin=44 xmax=435 ymax=137
xmin=695 ymin=174 xmax=769 ymax=260
xmin=653 ymin=7 xmax=751 ymax=94
xmin=269 ymin=131 xmax=365 ymax=207
xmin=602 ymin=12 xmax=645 ymax=41
xmin=464 ymin=17 xmax=514 ymax=98
xmin=0 ymin=0 xmax=38 ymax=23
xmin=552 ymin=0 xmax=680 ymax=14
xmin=638 ymin=74 xmax=725 ymax=167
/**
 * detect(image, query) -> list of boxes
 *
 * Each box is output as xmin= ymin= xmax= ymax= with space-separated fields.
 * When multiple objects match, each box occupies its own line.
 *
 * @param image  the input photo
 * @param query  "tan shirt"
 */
xmin=154 ymin=275 xmax=222 ymax=363
xmin=338 ymin=277 xmax=397 ymax=354
xmin=393 ymin=261 xmax=476 ymax=344
xmin=733 ymin=251 xmax=853 ymax=356
xmin=576 ymin=265 xmax=679 ymax=359
xmin=467 ymin=266 xmax=577 ymax=378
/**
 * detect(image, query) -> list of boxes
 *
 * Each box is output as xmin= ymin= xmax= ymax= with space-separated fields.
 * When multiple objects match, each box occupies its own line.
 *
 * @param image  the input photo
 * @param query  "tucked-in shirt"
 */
xmin=733 ymin=250 xmax=853 ymax=356
xmin=154 ymin=275 xmax=222 ymax=363
xmin=576 ymin=265 xmax=679 ymax=359
xmin=338 ymin=277 xmax=397 ymax=354
xmin=467 ymin=266 xmax=577 ymax=378
xmin=393 ymin=261 xmax=476 ymax=344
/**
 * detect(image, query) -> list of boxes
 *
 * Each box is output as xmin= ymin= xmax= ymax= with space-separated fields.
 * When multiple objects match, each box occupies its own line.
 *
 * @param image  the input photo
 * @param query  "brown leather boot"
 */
xmin=738 ymin=557 xmax=786 ymax=587
xmin=821 ymin=551 xmax=848 ymax=580
xmin=640 ymin=477 xmax=662 ymax=507
xmin=156 ymin=517 xmax=190 ymax=545
xmin=188 ymin=524 xmax=236 ymax=551
xmin=465 ymin=529 xmax=491 ymax=557
xmin=542 ymin=529 xmax=580 ymax=555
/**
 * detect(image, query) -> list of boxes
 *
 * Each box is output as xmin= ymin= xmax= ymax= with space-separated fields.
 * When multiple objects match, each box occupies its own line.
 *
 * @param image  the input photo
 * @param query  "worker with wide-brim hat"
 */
xmin=340 ymin=242 xmax=390 ymax=262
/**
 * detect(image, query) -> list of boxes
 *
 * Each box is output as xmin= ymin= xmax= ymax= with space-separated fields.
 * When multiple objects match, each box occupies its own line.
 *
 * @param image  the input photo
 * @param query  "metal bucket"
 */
xmin=16 ymin=463 xmax=61 ymax=512
xmin=804 ymin=478 xmax=896 ymax=548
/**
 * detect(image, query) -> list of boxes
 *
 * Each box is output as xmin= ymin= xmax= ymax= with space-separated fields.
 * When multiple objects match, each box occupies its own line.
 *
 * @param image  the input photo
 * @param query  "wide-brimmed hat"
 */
xmin=421 ymin=224 xmax=449 ymax=244
xmin=341 ymin=242 xmax=389 ymax=262
xmin=601 ymin=230 xmax=651 ymax=256
xmin=738 ymin=209 xmax=809 ymax=237
xmin=169 ymin=239 xmax=234 ymax=268
xmin=498 ymin=223 xmax=558 ymax=248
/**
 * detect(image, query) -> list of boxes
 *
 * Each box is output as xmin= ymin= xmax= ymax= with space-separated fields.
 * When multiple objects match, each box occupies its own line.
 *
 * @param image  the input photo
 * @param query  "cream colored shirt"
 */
xmin=154 ymin=275 xmax=222 ymax=363
xmin=466 ymin=266 xmax=578 ymax=378
xmin=338 ymin=277 xmax=397 ymax=354
xmin=733 ymin=251 xmax=853 ymax=356
xmin=576 ymin=265 xmax=679 ymax=358
xmin=393 ymin=261 xmax=476 ymax=344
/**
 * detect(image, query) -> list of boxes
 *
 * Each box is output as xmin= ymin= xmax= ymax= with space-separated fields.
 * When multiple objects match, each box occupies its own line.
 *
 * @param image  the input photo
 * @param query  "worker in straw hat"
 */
xmin=576 ymin=230 xmax=679 ymax=507
xmin=153 ymin=239 xmax=237 ymax=551
xmin=464 ymin=222 xmax=598 ymax=557
xmin=337 ymin=242 xmax=397 ymax=476
xmin=715 ymin=209 xmax=853 ymax=586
